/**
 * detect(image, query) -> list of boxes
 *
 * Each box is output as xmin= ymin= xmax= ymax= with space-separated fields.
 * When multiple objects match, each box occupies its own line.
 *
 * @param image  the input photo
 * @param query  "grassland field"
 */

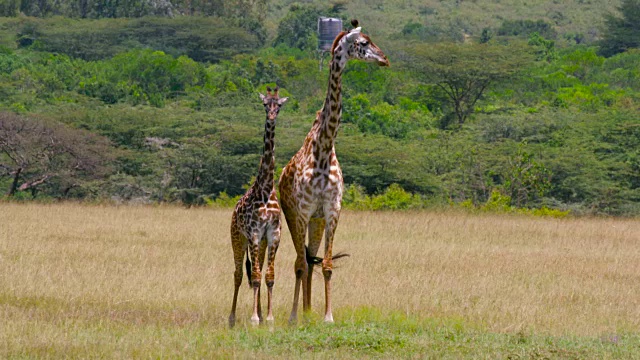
xmin=1 ymin=202 xmax=639 ymax=358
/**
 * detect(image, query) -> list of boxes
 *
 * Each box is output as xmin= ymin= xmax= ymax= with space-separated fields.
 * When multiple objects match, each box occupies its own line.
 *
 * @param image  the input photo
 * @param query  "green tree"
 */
xmin=274 ymin=3 xmax=343 ymax=51
xmin=598 ymin=0 xmax=640 ymax=57
xmin=0 ymin=113 xmax=113 ymax=198
xmin=400 ymin=20 xmax=464 ymax=43
xmin=480 ymin=28 xmax=493 ymax=44
xmin=403 ymin=43 xmax=534 ymax=128
xmin=0 ymin=0 xmax=19 ymax=16
xmin=497 ymin=19 xmax=557 ymax=39
xmin=502 ymin=147 xmax=552 ymax=207
xmin=19 ymin=17 xmax=261 ymax=62
xmin=528 ymin=32 xmax=557 ymax=63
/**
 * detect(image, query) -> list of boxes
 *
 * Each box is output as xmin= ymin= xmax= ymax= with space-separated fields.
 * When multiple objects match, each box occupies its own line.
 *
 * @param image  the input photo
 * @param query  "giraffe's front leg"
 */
xmin=322 ymin=215 xmax=340 ymax=323
xmin=257 ymin=237 xmax=268 ymax=323
xmin=249 ymin=233 xmax=262 ymax=325
xmin=265 ymin=224 xmax=281 ymax=322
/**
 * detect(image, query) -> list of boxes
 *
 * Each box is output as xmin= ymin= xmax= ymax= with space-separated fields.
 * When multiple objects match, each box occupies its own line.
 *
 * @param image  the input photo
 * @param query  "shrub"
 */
xmin=343 ymin=184 xmax=425 ymax=211
xmin=498 ymin=19 xmax=557 ymax=39
xmin=19 ymin=17 xmax=261 ymax=62
xmin=342 ymin=183 xmax=373 ymax=211
xmin=597 ymin=0 xmax=640 ymax=57
xmin=209 ymin=191 xmax=242 ymax=208
xmin=466 ymin=190 xmax=570 ymax=218
xmin=370 ymin=184 xmax=424 ymax=211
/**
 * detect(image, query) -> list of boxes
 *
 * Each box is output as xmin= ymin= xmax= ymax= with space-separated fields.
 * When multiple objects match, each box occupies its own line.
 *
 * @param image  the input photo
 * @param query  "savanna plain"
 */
xmin=1 ymin=203 xmax=639 ymax=358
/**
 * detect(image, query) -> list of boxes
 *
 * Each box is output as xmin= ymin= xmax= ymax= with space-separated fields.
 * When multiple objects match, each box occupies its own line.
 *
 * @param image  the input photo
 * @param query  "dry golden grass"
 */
xmin=1 ymin=202 xmax=639 ymax=357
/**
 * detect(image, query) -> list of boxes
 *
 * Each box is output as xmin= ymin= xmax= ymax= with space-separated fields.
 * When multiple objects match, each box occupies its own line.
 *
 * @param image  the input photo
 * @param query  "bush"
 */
xmin=343 ymin=183 xmax=424 ymax=211
xmin=498 ymin=19 xmax=557 ymax=39
xmin=400 ymin=21 xmax=465 ymax=42
xmin=208 ymin=191 xmax=242 ymax=208
xmin=597 ymin=0 xmax=640 ymax=57
xmin=19 ymin=17 xmax=261 ymax=62
xmin=464 ymin=190 xmax=570 ymax=218
xmin=370 ymin=184 xmax=424 ymax=210
xmin=274 ymin=4 xmax=344 ymax=51
xmin=343 ymin=94 xmax=434 ymax=139
xmin=342 ymin=183 xmax=373 ymax=211
xmin=77 ymin=49 xmax=211 ymax=107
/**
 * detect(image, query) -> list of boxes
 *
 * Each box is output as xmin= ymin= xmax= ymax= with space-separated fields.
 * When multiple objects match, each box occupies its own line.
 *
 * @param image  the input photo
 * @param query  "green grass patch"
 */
xmin=4 ymin=305 xmax=639 ymax=358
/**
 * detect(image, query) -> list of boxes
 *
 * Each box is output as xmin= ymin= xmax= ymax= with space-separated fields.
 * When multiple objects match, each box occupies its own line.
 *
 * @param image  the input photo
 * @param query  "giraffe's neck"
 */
xmin=255 ymin=118 xmax=276 ymax=193
xmin=317 ymin=49 xmax=347 ymax=143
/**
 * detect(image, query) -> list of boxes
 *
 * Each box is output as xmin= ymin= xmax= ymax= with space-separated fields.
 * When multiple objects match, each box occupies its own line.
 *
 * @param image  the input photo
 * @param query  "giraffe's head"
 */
xmin=259 ymin=86 xmax=288 ymax=121
xmin=332 ymin=19 xmax=390 ymax=67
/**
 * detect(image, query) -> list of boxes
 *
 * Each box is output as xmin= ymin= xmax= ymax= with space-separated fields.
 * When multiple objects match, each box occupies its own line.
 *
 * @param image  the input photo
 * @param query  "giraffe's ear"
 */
xmin=277 ymin=97 xmax=289 ymax=105
xmin=259 ymin=93 xmax=266 ymax=101
xmin=346 ymin=27 xmax=361 ymax=43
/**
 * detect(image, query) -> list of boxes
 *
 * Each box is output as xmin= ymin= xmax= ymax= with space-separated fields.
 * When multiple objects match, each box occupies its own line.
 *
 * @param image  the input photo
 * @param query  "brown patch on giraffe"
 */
xmin=331 ymin=32 xmax=346 ymax=54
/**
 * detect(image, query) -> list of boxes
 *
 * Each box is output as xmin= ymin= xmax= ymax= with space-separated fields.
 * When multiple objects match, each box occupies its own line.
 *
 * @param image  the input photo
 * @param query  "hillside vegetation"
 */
xmin=266 ymin=0 xmax=617 ymax=41
xmin=0 ymin=0 xmax=639 ymax=215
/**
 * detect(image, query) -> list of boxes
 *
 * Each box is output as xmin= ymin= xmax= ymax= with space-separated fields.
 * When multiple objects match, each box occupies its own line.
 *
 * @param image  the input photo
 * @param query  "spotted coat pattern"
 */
xmin=229 ymin=88 xmax=288 ymax=327
xmin=278 ymin=26 xmax=389 ymax=323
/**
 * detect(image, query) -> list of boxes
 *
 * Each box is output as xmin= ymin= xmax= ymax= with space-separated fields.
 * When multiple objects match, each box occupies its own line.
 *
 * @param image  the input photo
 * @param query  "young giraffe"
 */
xmin=229 ymin=87 xmax=288 ymax=328
xmin=279 ymin=21 xmax=389 ymax=323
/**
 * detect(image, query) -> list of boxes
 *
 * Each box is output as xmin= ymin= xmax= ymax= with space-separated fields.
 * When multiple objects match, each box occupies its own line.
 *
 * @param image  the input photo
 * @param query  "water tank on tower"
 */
xmin=317 ymin=17 xmax=343 ymax=52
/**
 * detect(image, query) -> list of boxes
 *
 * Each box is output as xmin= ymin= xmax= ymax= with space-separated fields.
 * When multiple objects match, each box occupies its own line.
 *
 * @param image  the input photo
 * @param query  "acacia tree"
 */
xmin=403 ymin=42 xmax=533 ymax=128
xmin=274 ymin=3 xmax=344 ymax=50
xmin=0 ymin=113 xmax=113 ymax=198
xmin=598 ymin=0 xmax=640 ymax=57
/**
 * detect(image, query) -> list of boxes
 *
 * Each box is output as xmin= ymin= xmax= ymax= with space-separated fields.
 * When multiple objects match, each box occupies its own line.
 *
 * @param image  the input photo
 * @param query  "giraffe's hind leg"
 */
xmin=322 ymin=212 xmax=340 ymax=323
xmin=256 ymin=236 xmax=268 ymax=323
xmin=305 ymin=217 xmax=325 ymax=312
xmin=229 ymin=219 xmax=247 ymax=328
xmin=249 ymin=233 xmax=263 ymax=325
xmin=284 ymin=213 xmax=308 ymax=324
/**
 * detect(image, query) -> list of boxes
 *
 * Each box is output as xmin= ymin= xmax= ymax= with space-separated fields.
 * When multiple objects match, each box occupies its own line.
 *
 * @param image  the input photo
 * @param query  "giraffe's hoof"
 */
xmin=324 ymin=314 xmax=334 ymax=323
xmin=288 ymin=314 xmax=298 ymax=325
xmin=228 ymin=316 xmax=236 ymax=328
xmin=266 ymin=316 xmax=275 ymax=331
xmin=251 ymin=316 xmax=260 ymax=326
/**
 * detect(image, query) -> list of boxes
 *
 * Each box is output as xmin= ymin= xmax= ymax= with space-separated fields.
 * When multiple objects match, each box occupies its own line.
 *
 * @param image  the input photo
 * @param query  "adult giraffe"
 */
xmin=229 ymin=87 xmax=288 ymax=328
xmin=279 ymin=20 xmax=389 ymax=323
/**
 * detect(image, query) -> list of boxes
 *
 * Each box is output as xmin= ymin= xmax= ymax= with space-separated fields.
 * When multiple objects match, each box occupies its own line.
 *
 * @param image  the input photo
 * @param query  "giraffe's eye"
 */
xmin=361 ymin=40 xmax=369 ymax=46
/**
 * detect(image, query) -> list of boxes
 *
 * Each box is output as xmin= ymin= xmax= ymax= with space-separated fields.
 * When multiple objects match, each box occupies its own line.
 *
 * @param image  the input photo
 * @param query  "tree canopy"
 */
xmin=401 ymin=42 xmax=534 ymax=128
xmin=598 ymin=0 xmax=640 ymax=57
xmin=0 ymin=113 xmax=113 ymax=197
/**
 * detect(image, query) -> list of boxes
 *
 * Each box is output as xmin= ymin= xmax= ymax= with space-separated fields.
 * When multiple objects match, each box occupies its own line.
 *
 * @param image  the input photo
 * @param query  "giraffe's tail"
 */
xmin=245 ymin=248 xmax=252 ymax=287
xmin=305 ymin=245 xmax=350 ymax=265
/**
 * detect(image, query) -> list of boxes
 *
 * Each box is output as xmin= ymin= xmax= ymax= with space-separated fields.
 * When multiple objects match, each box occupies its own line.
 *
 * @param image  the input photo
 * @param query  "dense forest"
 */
xmin=0 ymin=0 xmax=638 ymax=216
